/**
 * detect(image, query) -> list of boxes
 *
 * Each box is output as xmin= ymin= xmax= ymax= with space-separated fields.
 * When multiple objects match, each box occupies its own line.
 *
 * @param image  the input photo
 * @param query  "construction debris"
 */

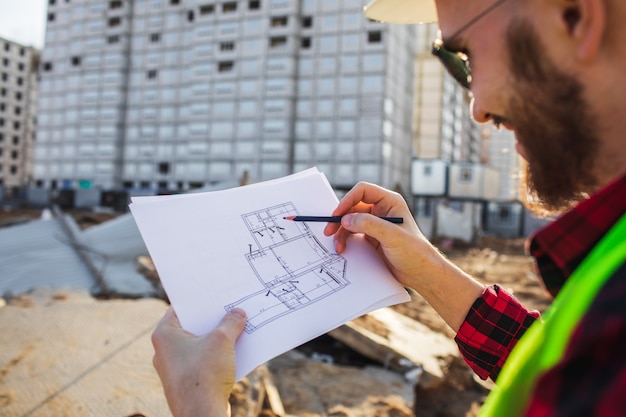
xmin=0 ymin=208 xmax=155 ymax=298
xmin=260 ymin=368 xmax=286 ymax=417
xmin=267 ymin=349 xmax=415 ymax=417
xmin=329 ymin=307 xmax=459 ymax=389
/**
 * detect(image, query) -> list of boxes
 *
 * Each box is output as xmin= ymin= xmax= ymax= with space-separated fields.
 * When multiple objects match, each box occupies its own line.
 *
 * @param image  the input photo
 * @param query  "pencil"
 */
xmin=283 ymin=215 xmax=403 ymax=224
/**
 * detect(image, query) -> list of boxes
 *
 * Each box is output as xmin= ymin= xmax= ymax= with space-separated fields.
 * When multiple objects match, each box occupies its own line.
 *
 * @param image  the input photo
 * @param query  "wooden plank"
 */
xmin=261 ymin=369 xmax=286 ymax=417
xmin=328 ymin=307 xmax=458 ymax=387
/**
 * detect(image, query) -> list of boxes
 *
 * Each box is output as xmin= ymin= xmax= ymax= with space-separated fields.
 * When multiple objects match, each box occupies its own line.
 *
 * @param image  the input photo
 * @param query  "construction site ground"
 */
xmin=0 ymin=209 xmax=552 ymax=417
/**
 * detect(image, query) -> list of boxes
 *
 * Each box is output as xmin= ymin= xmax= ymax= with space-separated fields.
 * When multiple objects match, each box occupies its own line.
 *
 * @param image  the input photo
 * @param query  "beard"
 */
xmin=505 ymin=19 xmax=600 ymax=215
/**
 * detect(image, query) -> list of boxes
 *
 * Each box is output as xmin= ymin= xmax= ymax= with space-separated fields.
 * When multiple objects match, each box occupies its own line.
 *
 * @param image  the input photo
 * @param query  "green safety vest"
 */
xmin=479 ymin=213 xmax=626 ymax=417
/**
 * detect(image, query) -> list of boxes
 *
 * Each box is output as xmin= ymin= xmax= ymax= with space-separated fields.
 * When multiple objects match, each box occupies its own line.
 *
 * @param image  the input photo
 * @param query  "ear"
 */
xmin=566 ymin=0 xmax=606 ymax=62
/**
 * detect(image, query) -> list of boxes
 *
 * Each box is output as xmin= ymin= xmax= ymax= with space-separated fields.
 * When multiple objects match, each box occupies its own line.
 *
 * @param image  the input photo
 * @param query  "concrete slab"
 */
xmin=0 ymin=289 xmax=171 ymax=417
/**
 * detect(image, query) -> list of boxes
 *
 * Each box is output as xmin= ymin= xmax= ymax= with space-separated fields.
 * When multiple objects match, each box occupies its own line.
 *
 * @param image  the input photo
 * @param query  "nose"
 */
xmin=470 ymin=96 xmax=493 ymax=124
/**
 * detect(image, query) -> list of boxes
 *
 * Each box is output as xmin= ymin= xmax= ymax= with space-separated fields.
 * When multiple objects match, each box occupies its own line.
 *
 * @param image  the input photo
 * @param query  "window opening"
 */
xmin=223 ymin=2 xmax=237 ymax=12
xmin=368 ymin=31 xmax=382 ymax=43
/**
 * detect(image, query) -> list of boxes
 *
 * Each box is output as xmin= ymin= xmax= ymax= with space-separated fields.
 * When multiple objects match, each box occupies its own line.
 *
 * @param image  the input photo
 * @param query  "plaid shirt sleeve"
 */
xmin=454 ymin=284 xmax=540 ymax=381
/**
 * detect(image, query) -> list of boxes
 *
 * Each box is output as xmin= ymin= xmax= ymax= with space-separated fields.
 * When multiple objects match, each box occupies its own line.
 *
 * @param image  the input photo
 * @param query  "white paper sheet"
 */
xmin=130 ymin=168 xmax=410 ymax=379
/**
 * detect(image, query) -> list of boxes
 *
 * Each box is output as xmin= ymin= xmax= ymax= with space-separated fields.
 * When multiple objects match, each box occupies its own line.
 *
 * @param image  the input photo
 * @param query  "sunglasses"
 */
xmin=431 ymin=0 xmax=511 ymax=89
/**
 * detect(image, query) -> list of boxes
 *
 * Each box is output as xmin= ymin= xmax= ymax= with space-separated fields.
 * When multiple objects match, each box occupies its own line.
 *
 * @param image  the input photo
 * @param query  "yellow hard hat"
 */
xmin=364 ymin=0 xmax=438 ymax=24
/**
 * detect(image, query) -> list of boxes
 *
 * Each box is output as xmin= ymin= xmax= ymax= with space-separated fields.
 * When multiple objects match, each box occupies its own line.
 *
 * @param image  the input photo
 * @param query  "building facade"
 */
xmin=33 ymin=0 xmax=417 ymax=195
xmin=0 ymin=38 xmax=39 ymax=193
xmin=412 ymin=23 xmax=485 ymax=166
xmin=488 ymin=127 xmax=521 ymax=201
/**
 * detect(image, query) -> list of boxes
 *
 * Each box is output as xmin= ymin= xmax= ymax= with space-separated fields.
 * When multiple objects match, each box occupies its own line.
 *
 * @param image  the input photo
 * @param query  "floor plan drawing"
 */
xmin=225 ymin=202 xmax=348 ymax=334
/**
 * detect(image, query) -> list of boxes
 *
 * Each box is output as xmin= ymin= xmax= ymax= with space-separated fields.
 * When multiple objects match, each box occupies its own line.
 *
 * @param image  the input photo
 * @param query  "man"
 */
xmin=152 ymin=0 xmax=626 ymax=416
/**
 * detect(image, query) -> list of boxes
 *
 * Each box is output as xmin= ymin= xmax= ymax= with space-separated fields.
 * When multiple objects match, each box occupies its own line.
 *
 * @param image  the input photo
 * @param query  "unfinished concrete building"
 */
xmin=0 ymin=37 xmax=39 ymax=195
xmin=33 ymin=0 xmax=417 ymax=196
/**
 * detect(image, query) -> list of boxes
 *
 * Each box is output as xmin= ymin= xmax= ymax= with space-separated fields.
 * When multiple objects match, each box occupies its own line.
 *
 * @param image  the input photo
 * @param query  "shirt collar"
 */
xmin=528 ymin=173 xmax=626 ymax=297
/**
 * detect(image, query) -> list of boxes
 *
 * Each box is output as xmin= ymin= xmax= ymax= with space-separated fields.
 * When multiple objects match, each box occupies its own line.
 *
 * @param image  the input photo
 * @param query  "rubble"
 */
xmin=267 ymin=349 xmax=415 ymax=417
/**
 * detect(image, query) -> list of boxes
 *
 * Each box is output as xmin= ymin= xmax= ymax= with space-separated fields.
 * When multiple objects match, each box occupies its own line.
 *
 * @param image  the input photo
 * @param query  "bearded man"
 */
xmin=151 ymin=0 xmax=626 ymax=416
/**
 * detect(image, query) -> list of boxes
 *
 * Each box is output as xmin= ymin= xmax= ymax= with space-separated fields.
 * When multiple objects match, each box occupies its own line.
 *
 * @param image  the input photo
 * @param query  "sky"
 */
xmin=0 ymin=0 xmax=48 ymax=49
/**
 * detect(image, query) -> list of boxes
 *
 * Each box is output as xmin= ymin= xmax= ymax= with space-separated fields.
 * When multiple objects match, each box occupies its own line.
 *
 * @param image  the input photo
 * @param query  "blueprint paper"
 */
xmin=130 ymin=167 xmax=410 ymax=380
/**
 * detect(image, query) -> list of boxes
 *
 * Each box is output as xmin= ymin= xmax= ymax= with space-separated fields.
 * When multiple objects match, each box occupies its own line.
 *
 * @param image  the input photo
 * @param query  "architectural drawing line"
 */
xmin=225 ymin=202 xmax=349 ymax=334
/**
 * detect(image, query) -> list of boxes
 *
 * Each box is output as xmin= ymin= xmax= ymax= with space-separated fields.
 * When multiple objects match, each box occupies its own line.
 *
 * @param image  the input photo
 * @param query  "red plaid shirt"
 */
xmin=455 ymin=173 xmax=626 ymax=415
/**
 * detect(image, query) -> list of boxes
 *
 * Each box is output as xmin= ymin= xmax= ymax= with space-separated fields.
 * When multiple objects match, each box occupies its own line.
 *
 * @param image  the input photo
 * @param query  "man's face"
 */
xmin=503 ymin=18 xmax=600 ymax=213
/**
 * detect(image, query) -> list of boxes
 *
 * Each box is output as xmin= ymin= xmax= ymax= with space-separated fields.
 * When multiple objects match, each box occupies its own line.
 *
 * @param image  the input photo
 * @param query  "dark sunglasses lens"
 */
xmin=432 ymin=45 xmax=471 ymax=89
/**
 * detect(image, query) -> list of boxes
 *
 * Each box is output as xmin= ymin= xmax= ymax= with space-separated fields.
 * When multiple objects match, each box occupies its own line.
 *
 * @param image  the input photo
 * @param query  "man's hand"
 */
xmin=152 ymin=307 xmax=247 ymax=417
xmin=324 ymin=182 xmax=484 ymax=331
xmin=324 ymin=182 xmax=431 ymax=288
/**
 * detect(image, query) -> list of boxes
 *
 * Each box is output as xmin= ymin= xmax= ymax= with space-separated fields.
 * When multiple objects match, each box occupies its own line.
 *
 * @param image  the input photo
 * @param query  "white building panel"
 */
xmin=410 ymin=159 xmax=447 ymax=196
xmin=449 ymin=163 xmax=501 ymax=200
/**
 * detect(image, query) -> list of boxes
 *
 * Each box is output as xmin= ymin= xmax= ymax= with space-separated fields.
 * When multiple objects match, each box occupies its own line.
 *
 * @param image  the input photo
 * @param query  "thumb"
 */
xmin=213 ymin=308 xmax=247 ymax=342
xmin=152 ymin=306 xmax=185 ymax=351
xmin=156 ymin=306 xmax=183 ymax=332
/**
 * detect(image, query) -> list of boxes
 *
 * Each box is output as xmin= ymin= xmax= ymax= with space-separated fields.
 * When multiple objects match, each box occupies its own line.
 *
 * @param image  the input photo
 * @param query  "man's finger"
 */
xmin=340 ymin=213 xmax=395 ymax=243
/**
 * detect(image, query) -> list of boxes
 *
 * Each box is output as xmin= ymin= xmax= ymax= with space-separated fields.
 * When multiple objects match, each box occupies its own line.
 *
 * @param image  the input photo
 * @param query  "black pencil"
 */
xmin=283 ymin=215 xmax=403 ymax=224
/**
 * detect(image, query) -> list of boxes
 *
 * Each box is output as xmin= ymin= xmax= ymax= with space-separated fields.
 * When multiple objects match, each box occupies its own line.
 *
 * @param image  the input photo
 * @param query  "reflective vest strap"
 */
xmin=479 ymin=213 xmax=626 ymax=417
